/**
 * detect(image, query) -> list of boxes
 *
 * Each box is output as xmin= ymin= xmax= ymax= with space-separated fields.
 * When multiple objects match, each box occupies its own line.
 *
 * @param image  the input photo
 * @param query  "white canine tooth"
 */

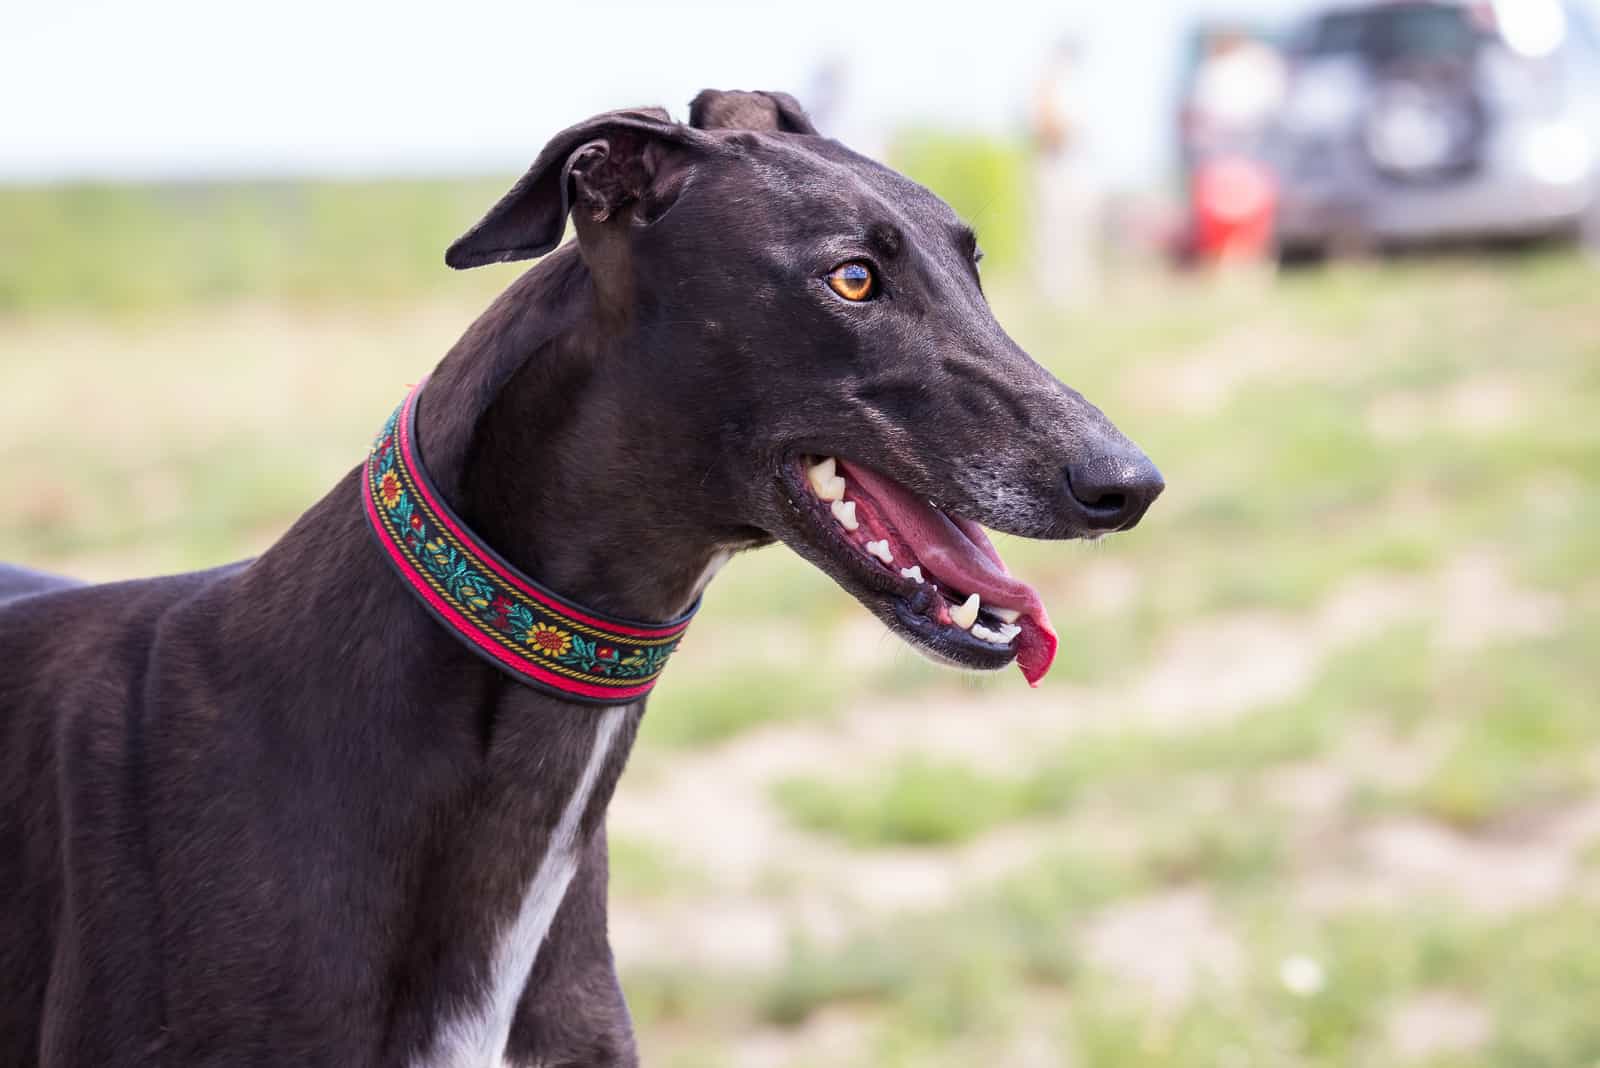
xmin=990 ymin=607 xmax=1021 ymax=624
xmin=900 ymin=565 xmax=925 ymax=584
xmin=997 ymin=623 xmax=1022 ymax=642
xmin=866 ymin=539 xmax=893 ymax=564
xmin=807 ymin=456 xmax=846 ymax=502
xmin=830 ymin=498 xmax=858 ymax=531
xmin=950 ymin=593 xmax=980 ymax=631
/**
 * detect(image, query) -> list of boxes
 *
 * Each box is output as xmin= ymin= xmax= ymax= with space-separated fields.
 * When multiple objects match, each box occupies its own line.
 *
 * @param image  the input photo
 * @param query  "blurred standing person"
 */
xmin=1182 ymin=28 xmax=1286 ymax=268
xmin=1030 ymin=36 xmax=1101 ymax=305
xmin=1190 ymin=30 xmax=1286 ymax=160
xmin=805 ymin=52 xmax=886 ymax=162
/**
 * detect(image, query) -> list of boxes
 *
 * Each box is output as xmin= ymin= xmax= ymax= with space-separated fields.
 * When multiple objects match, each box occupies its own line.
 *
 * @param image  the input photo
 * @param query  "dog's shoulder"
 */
xmin=0 ymin=562 xmax=81 ymax=607
xmin=0 ymin=561 xmax=251 ymax=702
xmin=1 ymin=560 xmax=248 ymax=626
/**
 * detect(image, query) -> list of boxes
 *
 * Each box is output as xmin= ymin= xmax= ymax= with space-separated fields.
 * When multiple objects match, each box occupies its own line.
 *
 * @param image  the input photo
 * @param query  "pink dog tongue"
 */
xmin=1011 ymin=619 xmax=1058 ymax=688
xmin=837 ymin=460 xmax=1059 ymax=686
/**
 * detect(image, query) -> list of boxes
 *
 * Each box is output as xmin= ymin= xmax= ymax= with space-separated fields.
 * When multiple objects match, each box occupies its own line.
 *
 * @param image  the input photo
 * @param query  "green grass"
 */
xmin=757 ymin=847 xmax=1146 ymax=1030
xmin=775 ymin=601 xmax=1596 ymax=849
xmin=640 ymin=656 xmax=849 ymax=749
xmin=767 ymin=637 xmax=1379 ymax=849
xmin=774 ymin=759 xmax=1056 ymax=847
xmin=0 ymin=179 xmax=520 ymax=313
xmin=632 ymin=885 xmax=1600 ymax=1068
xmin=1404 ymin=619 xmax=1600 ymax=830
xmin=607 ymin=834 xmax=709 ymax=899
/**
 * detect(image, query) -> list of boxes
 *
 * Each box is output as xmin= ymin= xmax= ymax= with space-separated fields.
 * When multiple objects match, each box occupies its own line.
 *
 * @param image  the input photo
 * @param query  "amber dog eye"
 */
xmin=825 ymin=261 xmax=877 ymax=302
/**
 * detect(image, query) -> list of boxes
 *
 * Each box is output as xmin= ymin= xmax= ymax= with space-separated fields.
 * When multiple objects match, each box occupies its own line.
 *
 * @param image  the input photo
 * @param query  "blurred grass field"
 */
xmin=3 ymin=179 xmax=1599 ymax=1067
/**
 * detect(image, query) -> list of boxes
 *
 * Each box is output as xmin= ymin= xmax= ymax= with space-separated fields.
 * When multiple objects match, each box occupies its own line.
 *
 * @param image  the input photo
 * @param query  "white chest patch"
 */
xmin=415 ymin=706 xmax=625 ymax=1068
xmin=692 ymin=550 xmax=732 ymax=598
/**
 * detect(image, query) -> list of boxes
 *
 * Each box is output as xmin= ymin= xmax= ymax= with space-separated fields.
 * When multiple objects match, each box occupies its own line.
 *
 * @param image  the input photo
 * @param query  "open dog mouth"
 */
xmin=783 ymin=455 xmax=1059 ymax=686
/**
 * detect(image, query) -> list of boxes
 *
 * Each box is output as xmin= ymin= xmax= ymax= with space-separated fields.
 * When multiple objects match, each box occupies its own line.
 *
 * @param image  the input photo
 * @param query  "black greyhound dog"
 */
xmin=0 ymin=90 xmax=1162 ymax=1067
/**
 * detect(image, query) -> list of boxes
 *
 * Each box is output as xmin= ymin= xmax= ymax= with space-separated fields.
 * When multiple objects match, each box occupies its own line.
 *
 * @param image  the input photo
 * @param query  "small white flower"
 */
xmin=1279 ymin=953 xmax=1326 ymax=996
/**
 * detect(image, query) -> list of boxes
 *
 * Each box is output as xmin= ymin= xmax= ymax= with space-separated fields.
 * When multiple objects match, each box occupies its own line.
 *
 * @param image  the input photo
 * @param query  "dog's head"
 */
xmin=447 ymin=89 xmax=1162 ymax=685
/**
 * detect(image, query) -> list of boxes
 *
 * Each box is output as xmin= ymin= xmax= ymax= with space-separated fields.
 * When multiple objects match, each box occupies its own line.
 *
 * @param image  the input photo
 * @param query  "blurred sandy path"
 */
xmin=610 ymin=550 xmax=1565 ymax=970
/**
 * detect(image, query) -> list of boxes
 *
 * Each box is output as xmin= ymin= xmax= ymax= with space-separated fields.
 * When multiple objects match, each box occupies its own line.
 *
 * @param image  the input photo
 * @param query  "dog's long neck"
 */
xmin=416 ymin=243 xmax=730 ymax=623
xmin=232 ymin=245 xmax=731 ymax=1064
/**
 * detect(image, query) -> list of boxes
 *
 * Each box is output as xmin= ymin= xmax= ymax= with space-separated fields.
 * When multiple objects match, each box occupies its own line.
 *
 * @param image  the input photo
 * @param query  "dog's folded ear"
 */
xmin=446 ymin=107 xmax=708 ymax=270
xmin=688 ymin=89 xmax=818 ymax=134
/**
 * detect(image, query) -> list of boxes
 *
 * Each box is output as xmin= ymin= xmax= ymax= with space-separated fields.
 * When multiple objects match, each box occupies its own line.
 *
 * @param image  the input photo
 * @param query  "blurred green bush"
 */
xmin=0 ymin=134 xmax=1030 ymax=315
xmin=0 ymin=180 xmax=508 ymax=313
xmin=889 ymin=129 xmax=1028 ymax=273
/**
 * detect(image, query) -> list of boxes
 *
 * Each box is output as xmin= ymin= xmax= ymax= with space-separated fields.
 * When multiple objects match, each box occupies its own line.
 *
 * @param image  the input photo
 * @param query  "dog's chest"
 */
xmin=412 ymin=707 xmax=624 ymax=1068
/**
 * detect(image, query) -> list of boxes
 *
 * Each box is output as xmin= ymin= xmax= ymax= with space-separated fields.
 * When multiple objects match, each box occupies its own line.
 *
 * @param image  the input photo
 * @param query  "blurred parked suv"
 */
xmin=1271 ymin=0 xmax=1600 ymax=262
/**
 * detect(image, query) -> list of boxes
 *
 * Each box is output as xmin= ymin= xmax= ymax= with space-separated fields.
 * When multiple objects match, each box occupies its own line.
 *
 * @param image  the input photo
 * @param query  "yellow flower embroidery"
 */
xmin=526 ymin=622 xmax=572 ymax=657
xmin=378 ymin=471 xmax=404 ymax=509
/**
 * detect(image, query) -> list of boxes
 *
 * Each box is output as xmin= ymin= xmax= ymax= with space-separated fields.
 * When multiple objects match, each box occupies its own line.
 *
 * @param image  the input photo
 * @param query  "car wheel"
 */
xmin=1276 ymin=242 xmax=1328 ymax=270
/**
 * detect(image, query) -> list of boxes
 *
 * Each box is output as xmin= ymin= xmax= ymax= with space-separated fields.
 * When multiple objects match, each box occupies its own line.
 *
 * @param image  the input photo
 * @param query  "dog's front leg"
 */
xmin=502 ymin=823 xmax=637 ymax=1068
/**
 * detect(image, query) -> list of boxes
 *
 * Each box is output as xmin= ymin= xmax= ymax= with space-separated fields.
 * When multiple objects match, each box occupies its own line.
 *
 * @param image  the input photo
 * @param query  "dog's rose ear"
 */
xmin=445 ymin=108 xmax=707 ymax=270
xmin=688 ymin=89 xmax=818 ymax=134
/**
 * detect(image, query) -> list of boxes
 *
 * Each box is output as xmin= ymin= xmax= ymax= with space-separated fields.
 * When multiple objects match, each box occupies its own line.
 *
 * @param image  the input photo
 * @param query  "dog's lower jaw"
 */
xmin=773 ymin=460 xmax=1059 ymax=678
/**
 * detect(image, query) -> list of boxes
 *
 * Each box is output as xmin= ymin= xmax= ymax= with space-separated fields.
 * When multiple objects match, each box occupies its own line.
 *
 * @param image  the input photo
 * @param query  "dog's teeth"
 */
xmin=900 ymin=565 xmax=925 ymax=584
xmin=971 ymin=623 xmax=1010 ymax=645
xmin=865 ymin=539 xmax=893 ymax=564
xmin=971 ymin=622 xmax=1023 ymax=644
xmin=989 ymin=607 xmax=1021 ymax=623
xmin=950 ymin=593 xmax=980 ymax=631
xmin=830 ymin=499 xmax=859 ymax=531
xmin=807 ymin=456 xmax=846 ymax=502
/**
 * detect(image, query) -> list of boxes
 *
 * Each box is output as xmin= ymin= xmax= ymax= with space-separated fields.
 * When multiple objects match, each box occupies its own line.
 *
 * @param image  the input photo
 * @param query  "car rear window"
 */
xmin=1299 ymin=3 xmax=1485 ymax=61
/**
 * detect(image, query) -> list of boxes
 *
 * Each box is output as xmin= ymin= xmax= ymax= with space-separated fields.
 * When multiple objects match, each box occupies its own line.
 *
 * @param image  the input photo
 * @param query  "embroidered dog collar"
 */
xmin=362 ymin=380 xmax=696 ymax=704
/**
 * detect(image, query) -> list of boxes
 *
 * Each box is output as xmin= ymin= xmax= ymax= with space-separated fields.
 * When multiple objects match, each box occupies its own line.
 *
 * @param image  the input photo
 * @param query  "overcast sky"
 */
xmin=4 ymin=0 xmax=1592 ymax=186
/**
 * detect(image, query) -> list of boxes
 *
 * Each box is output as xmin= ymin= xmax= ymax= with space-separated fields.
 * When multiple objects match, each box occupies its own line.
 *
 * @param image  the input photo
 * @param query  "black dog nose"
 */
xmin=1065 ymin=454 xmax=1165 ymax=532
